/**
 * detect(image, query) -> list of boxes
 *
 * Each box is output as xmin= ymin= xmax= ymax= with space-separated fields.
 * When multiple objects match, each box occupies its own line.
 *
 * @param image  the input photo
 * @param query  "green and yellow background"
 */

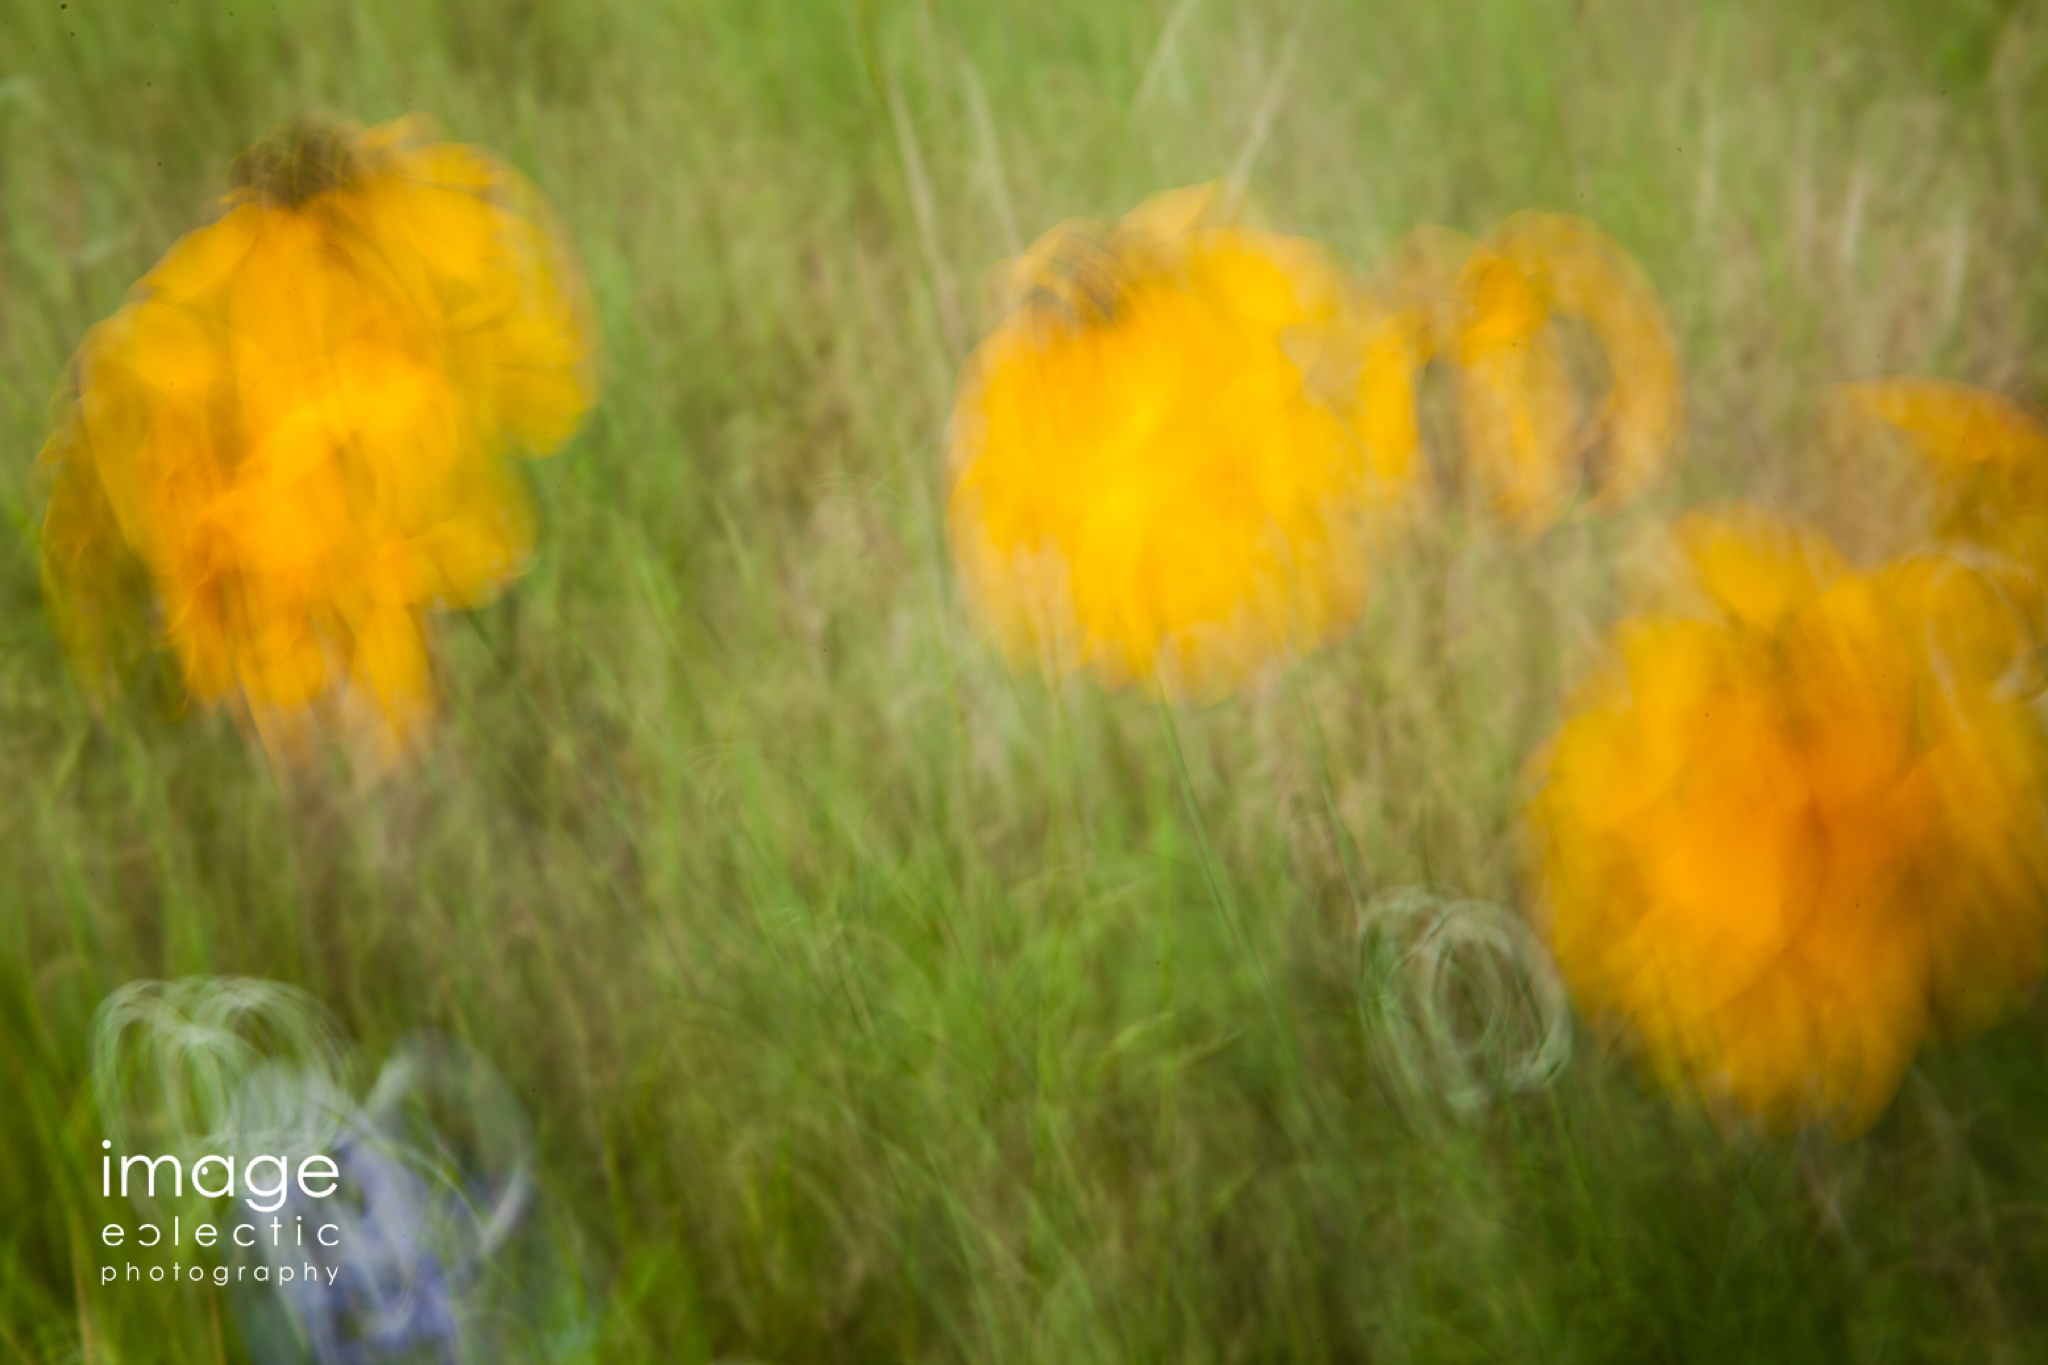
xmin=2 ymin=0 xmax=2046 ymax=1359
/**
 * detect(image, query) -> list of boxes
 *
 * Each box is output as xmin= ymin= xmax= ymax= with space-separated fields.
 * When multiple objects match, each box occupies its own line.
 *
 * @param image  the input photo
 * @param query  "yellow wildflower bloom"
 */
xmin=1838 ymin=377 xmax=2048 ymax=656
xmin=1481 ymin=214 xmax=1683 ymax=520
xmin=946 ymin=185 xmax=1418 ymax=698
xmin=1450 ymin=237 xmax=1582 ymax=528
xmin=1838 ymin=378 xmax=2048 ymax=511
xmin=39 ymin=119 xmax=597 ymax=765
xmin=1523 ymin=508 xmax=2048 ymax=1134
xmin=1376 ymin=214 xmax=1683 ymax=531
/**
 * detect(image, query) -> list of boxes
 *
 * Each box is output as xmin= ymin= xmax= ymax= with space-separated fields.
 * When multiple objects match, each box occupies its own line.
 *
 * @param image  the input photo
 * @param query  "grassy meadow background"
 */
xmin=3 ymin=0 xmax=2048 ymax=1359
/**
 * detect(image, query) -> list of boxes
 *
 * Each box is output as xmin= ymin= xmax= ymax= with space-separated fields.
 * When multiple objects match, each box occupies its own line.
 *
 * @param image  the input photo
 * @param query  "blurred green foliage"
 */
xmin=2 ymin=0 xmax=2046 ymax=1359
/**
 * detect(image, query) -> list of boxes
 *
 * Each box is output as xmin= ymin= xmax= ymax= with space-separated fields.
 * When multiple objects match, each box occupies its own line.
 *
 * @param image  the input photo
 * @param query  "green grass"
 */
xmin=3 ymin=0 xmax=2048 ymax=1359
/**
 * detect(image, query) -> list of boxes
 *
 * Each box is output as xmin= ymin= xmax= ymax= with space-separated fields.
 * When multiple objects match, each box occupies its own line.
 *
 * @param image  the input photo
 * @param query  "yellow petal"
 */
xmin=1489 ymin=213 xmax=1684 ymax=513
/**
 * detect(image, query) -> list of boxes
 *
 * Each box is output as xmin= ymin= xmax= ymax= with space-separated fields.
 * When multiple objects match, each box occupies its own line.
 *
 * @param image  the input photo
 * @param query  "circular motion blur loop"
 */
xmin=92 ymin=976 xmax=354 ymax=1179
xmin=1357 ymin=887 xmax=1572 ymax=1119
xmin=38 ymin=117 xmax=599 ymax=769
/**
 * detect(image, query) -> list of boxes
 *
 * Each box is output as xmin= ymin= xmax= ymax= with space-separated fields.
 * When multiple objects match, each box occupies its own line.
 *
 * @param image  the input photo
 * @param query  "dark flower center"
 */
xmin=231 ymin=122 xmax=363 ymax=209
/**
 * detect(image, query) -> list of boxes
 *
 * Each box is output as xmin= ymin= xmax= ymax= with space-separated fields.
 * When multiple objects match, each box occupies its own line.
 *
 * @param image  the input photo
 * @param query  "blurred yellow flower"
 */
xmin=1838 ymin=377 xmax=2048 ymax=660
xmin=1838 ymin=378 xmax=2048 ymax=508
xmin=946 ymin=185 xmax=1419 ymax=698
xmin=1375 ymin=213 xmax=1684 ymax=531
xmin=1523 ymin=508 xmax=2048 ymax=1134
xmin=39 ymin=118 xmax=597 ymax=766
